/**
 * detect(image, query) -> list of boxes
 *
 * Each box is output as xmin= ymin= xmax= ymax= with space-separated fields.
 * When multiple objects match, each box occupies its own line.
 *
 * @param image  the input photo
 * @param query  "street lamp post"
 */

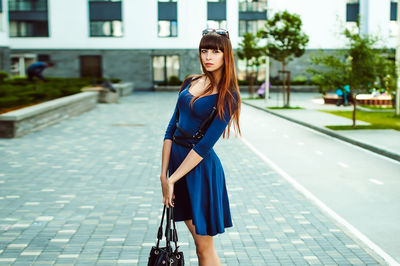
xmin=264 ymin=56 xmax=270 ymax=104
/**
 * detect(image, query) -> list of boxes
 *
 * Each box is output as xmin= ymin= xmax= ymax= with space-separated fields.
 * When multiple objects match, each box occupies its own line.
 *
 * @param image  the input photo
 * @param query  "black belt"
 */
xmin=172 ymin=124 xmax=203 ymax=148
xmin=172 ymin=102 xmax=217 ymax=149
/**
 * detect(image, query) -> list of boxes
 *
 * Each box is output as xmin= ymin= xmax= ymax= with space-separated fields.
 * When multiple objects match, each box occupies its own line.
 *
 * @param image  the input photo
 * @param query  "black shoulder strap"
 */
xmin=179 ymin=77 xmax=193 ymax=94
xmin=175 ymin=75 xmax=217 ymax=138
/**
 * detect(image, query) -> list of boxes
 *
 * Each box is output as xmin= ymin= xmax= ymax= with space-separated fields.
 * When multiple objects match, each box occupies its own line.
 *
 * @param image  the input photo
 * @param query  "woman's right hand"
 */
xmin=160 ymin=175 xmax=173 ymax=206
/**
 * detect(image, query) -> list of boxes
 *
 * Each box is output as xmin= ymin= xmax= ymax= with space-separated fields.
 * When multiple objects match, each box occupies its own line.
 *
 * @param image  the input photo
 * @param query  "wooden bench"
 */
xmin=323 ymin=94 xmax=393 ymax=106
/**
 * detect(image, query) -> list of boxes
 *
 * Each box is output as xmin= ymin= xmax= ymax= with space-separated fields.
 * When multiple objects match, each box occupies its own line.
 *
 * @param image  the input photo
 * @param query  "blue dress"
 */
xmin=164 ymin=81 xmax=234 ymax=236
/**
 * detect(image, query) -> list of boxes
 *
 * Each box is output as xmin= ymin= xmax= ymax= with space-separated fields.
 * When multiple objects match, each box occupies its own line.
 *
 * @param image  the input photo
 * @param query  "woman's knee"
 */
xmin=194 ymin=237 xmax=214 ymax=257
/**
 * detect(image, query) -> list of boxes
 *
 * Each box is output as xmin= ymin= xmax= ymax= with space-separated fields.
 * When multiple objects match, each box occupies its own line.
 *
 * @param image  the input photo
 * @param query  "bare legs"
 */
xmin=184 ymin=220 xmax=221 ymax=266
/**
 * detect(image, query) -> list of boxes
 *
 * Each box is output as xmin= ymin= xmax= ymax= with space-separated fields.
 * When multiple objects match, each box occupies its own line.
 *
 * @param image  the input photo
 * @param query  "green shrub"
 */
xmin=110 ymin=78 xmax=121 ymax=83
xmin=0 ymin=71 xmax=9 ymax=83
xmin=168 ymin=75 xmax=181 ymax=85
xmin=0 ymin=77 xmax=92 ymax=110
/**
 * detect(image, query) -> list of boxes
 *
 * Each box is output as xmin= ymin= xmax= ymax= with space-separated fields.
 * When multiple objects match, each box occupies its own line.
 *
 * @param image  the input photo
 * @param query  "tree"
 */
xmin=259 ymin=10 xmax=309 ymax=107
xmin=237 ymin=32 xmax=266 ymax=98
xmin=307 ymin=21 xmax=396 ymax=127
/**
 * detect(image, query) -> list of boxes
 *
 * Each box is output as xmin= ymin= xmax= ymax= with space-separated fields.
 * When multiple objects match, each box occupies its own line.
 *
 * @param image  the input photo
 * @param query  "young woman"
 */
xmin=160 ymin=28 xmax=241 ymax=265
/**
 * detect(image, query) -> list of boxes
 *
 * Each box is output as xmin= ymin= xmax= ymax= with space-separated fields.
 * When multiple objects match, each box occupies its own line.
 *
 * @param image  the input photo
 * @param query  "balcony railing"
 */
xmin=239 ymin=1 xmax=267 ymax=12
xmin=8 ymin=0 xmax=47 ymax=11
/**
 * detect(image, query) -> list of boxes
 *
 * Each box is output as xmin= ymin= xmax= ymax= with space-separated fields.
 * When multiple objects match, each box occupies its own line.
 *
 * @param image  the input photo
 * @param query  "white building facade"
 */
xmin=0 ymin=0 xmax=398 ymax=89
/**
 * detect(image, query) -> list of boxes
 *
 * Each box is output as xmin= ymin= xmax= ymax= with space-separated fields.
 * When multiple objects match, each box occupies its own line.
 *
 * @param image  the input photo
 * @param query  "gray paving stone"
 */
xmin=0 ymin=92 xmax=386 ymax=265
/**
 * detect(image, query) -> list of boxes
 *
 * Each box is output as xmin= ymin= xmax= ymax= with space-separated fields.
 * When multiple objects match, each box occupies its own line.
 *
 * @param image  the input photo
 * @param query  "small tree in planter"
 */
xmin=307 ymin=22 xmax=396 ymax=128
xmin=259 ymin=10 xmax=309 ymax=107
xmin=237 ymin=32 xmax=266 ymax=98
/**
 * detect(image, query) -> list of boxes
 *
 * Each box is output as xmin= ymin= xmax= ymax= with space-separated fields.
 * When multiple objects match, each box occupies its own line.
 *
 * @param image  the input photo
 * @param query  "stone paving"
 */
xmin=0 ymin=92 xmax=385 ymax=265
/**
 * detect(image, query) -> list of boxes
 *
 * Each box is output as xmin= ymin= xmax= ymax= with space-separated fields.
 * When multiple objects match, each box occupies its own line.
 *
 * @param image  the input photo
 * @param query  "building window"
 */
xmin=8 ymin=0 xmax=49 ymax=37
xmin=90 ymin=21 xmax=123 ymax=37
xmin=153 ymin=55 xmax=179 ymax=84
xmin=89 ymin=0 xmax=123 ymax=37
xmin=207 ymin=20 xmax=226 ymax=30
xmin=239 ymin=0 xmax=267 ymax=12
xmin=239 ymin=20 xmax=265 ymax=36
xmin=0 ymin=2 xmax=3 ymax=32
xmin=158 ymin=1 xmax=178 ymax=37
xmin=238 ymin=0 xmax=267 ymax=36
xmin=158 ymin=20 xmax=177 ymax=37
xmin=391 ymin=0 xmax=397 ymax=21
xmin=345 ymin=0 xmax=359 ymax=34
xmin=8 ymin=0 xmax=47 ymax=11
xmin=9 ymin=21 xmax=48 ymax=37
xmin=346 ymin=0 xmax=359 ymax=21
xmin=10 ymin=53 xmax=36 ymax=76
xmin=207 ymin=0 xmax=226 ymax=29
xmin=390 ymin=0 xmax=398 ymax=36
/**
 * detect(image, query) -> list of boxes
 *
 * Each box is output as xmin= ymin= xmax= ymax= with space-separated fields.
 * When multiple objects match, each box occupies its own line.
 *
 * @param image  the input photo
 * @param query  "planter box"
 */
xmin=153 ymin=85 xmax=181 ymax=92
xmin=154 ymin=84 xmax=319 ymax=93
xmin=0 ymin=91 xmax=98 ymax=138
xmin=323 ymin=94 xmax=394 ymax=106
xmin=113 ymin=82 xmax=134 ymax=96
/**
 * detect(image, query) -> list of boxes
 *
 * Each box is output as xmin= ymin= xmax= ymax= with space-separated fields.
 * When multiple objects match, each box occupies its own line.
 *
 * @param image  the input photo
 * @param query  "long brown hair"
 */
xmin=189 ymin=32 xmax=241 ymax=138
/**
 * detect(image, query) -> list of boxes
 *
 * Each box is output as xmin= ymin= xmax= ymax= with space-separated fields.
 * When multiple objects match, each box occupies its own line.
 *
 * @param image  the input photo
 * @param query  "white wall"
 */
xmin=268 ymin=0 xmax=348 ymax=49
xmin=367 ymin=0 xmax=396 ymax=48
xmin=6 ymin=0 xmax=398 ymax=50
xmin=9 ymin=0 xmax=213 ymax=50
xmin=0 ymin=0 xmax=9 ymax=47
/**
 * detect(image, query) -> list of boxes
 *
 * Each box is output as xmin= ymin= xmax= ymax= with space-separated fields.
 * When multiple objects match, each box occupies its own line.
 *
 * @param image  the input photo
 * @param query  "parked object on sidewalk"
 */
xmin=256 ymin=81 xmax=272 ymax=98
xmin=81 ymin=86 xmax=119 ymax=103
xmin=148 ymin=206 xmax=184 ymax=266
xmin=101 ymin=79 xmax=117 ymax=93
xmin=26 ymin=61 xmax=54 ymax=82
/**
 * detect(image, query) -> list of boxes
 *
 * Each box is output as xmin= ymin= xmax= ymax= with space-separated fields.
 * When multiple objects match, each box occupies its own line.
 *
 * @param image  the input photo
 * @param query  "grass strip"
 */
xmin=320 ymin=110 xmax=400 ymax=131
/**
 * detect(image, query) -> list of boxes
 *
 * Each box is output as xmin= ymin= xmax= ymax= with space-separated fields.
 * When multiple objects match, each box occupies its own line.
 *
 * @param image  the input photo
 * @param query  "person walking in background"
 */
xmin=26 ymin=61 xmax=54 ymax=82
xmin=160 ymin=28 xmax=241 ymax=265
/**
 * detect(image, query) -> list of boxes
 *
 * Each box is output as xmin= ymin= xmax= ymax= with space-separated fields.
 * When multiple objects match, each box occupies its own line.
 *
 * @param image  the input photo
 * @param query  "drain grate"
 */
xmin=111 ymin=123 xmax=145 ymax=127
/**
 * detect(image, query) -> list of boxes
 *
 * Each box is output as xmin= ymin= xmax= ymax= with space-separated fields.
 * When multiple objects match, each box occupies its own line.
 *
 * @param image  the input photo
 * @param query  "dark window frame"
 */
xmin=391 ymin=1 xmax=397 ymax=21
xmin=346 ymin=2 xmax=359 ymax=22
xmin=9 ymin=20 xmax=49 ymax=37
xmin=88 ymin=0 xmax=123 ymax=37
xmin=152 ymin=55 xmax=180 ymax=84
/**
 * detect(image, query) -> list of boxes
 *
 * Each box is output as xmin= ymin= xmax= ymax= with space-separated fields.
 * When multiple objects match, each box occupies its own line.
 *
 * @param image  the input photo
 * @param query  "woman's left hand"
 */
xmin=166 ymin=179 xmax=175 ymax=208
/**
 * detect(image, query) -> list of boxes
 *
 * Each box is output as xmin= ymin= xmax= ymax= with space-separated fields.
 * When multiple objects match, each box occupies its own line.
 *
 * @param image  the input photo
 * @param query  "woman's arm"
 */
xmin=160 ymin=139 xmax=172 ymax=178
xmin=166 ymin=101 xmax=237 ymax=207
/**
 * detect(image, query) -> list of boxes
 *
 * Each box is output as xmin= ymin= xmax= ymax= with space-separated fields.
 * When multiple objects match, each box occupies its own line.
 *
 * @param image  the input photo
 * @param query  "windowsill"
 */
xmin=9 ymin=36 xmax=49 ymax=38
xmin=89 ymin=35 xmax=124 ymax=38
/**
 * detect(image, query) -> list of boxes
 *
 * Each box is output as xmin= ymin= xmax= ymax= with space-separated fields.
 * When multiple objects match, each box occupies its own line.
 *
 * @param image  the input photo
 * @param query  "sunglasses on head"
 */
xmin=202 ymin=28 xmax=230 ymax=39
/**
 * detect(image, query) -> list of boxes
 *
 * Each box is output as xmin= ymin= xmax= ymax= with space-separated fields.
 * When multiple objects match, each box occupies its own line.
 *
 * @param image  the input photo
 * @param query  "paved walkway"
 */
xmin=0 ymin=92 xmax=386 ymax=265
xmin=243 ymin=92 xmax=400 ymax=162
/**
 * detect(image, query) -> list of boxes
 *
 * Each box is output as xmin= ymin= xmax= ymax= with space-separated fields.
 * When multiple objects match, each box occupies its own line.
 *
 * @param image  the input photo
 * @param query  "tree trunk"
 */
xmin=286 ymin=71 xmax=291 ymax=107
xmin=249 ymin=71 xmax=255 ymax=98
xmin=352 ymin=90 xmax=357 ymax=128
xmin=282 ymin=62 xmax=287 ymax=107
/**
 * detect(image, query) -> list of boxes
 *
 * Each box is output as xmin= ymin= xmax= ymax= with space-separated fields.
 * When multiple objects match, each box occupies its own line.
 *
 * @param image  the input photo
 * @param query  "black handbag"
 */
xmin=148 ymin=205 xmax=184 ymax=266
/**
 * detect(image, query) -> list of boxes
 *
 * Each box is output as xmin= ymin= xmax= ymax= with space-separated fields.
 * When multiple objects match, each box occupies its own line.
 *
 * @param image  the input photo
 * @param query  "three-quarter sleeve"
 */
xmin=164 ymin=103 xmax=178 ymax=141
xmin=193 ymin=101 xmax=237 ymax=158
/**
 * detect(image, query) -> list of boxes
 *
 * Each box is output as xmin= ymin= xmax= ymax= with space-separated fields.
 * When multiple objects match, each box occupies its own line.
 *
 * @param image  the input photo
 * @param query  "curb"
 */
xmin=242 ymin=101 xmax=400 ymax=163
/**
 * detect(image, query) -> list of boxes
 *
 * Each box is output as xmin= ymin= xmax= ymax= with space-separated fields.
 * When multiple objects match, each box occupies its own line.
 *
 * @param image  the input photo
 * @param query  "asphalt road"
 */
xmin=240 ymin=103 xmax=400 ymax=265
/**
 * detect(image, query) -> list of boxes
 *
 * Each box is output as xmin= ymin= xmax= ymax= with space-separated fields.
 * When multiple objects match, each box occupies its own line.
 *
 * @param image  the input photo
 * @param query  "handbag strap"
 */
xmin=170 ymin=207 xmax=180 ymax=253
xmin=155 ymin=205 xmax=167 ymax=248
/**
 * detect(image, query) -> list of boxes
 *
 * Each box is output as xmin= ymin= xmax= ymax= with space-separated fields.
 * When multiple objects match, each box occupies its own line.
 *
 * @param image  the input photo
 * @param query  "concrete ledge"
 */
xmin=0 ymin=91 xmax=98 ymax=138
xmin=243 ymin=101 xmax=400 ymax=163
xmin=153 ymin=84 xmax=319 ymax=92
xmin=113 ymin=82 xmax=134 ymax=96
